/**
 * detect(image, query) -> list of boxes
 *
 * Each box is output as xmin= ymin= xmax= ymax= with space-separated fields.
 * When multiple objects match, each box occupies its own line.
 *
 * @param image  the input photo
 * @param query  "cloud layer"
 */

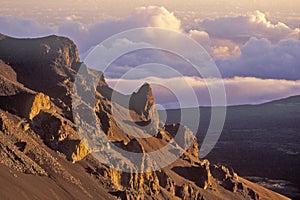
xmin=1 ymin=6 xmax=300 ymax=107
xmin=217 ymin=37 xmax=300 ymax=80
xmin=0 ymin=6 xmax=182 ymax=54
xmin=199 ymin=10 xmax=300 ymax=43
xmin=0 ymin=16 xmax=53 ymax=37
xmin=59 ymin=6 xmax=182 ymax=53
xmin=107 ymin=76 xmax=300 ymax=108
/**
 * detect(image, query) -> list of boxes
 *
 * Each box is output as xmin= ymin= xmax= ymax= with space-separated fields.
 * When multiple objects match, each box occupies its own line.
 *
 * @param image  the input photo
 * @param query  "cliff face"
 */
xmin=0 ymin=34 xmax=79 ymax=91
xmin=0 ymin=34 xmax=290 ymax=200
xmin=0 ymin=34 xmax=80 ymax=120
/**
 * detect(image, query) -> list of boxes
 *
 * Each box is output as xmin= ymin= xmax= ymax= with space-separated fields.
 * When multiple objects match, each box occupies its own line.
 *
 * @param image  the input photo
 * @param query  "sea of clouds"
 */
xmin=1 ymin=6 xmax=300 ymax=107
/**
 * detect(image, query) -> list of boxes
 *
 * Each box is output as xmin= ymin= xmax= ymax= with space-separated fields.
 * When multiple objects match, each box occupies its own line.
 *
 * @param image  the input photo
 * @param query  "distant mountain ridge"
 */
xmin=264 ymin=95 xmax=300 ymax=105
xmin=164 ymin=94 xmax=300 ymax=132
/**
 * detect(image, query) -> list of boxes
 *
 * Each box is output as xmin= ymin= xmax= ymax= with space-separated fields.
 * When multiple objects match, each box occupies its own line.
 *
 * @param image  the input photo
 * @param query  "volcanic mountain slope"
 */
xmin=0 ymin=33 xmax=290 ymax=200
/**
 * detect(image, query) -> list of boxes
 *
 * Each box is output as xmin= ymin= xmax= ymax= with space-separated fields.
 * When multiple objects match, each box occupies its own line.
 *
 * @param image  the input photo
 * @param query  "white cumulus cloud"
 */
xmin=217 ymin=37 xmax=300 ymax=80
xmin=200 ymin=10 xmax=300 ymax=43
xmin=59 ymin=6 xmax=183 ymax=53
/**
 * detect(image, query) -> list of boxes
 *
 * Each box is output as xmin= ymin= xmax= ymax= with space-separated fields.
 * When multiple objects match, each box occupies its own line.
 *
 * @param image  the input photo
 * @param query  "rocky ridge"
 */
xmin=0 ymin=33 xmax=290 ymax=200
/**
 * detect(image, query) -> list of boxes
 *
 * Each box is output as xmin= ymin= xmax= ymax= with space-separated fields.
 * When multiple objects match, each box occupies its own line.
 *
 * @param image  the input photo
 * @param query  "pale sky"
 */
xmin=1 ymin=0 xmax=300 ymax=27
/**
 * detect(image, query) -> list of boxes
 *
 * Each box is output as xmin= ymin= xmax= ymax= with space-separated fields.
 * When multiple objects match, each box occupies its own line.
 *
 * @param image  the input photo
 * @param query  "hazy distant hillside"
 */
xmin=164 ymin=95 xmax=300 ymax=131
xmin=162 ymin=96 xmax=300 ymax=199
